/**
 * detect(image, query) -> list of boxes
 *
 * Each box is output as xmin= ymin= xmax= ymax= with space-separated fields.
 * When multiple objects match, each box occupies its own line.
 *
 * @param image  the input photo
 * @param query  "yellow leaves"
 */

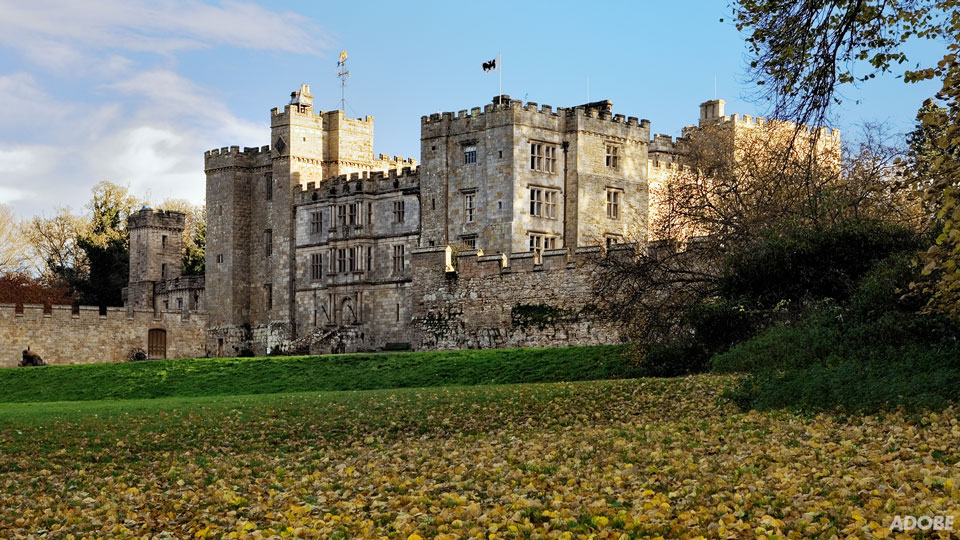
xmin=6 ymin=378 xmax=960 ymax=539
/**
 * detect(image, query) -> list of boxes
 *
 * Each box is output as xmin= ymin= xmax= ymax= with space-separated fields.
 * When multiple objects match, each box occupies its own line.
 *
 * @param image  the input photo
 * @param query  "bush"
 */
xmin=720 ymin=221 xmax=920 ymax=308
xmin=639 ymin=340 xmax=710 ymax=377
xmin=711 ymin=308 xmax=843 ymax=373
xmin=723 ymin=346 xmax=960 ymax=413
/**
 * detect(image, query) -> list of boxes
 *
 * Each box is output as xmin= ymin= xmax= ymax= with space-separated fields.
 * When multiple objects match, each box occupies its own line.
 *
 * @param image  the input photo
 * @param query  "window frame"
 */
xmin=464 ymin=144 xmax=477 ymax=164
xmin=392 ymin=244 xmax=405 ymax=275
xmin=606 ymin=188 xmax=622 ymax=219
xmin=605 ymin=144 xmax=620 ymax=169
xmin=463 ymin=191 xmax=477 ymax=223
xmin=310 ymin=253 xmax=322 ymax=280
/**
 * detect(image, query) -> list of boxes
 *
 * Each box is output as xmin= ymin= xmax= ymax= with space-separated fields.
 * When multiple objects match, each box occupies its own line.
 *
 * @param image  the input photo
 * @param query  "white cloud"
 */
xmin=0 ymin=0 xmax=326 ymax=216
xmin=0 ymin=0 xmax=327 ymax=61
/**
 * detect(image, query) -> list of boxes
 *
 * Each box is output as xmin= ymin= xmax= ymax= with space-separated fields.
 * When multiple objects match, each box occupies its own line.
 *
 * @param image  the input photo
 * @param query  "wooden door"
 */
xmin=148 ymin=329 xmax=167 ymax=359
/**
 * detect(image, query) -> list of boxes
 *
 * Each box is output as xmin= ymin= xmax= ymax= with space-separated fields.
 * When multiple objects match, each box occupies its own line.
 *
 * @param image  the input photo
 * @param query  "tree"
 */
xmin=732 ymin=0 xmax=957 ymax=129
xmin=731 ymin=0 xmax=960 ymax=316
xmin=596 ymin=119 xmax=920 ymax=344
xmin=20 ymin=206 xmax=88 ymax=282
xmin=68 ymin=182 xmax=144 ymax=307
xmin=0 ymin=204 xmax=28 ymax=273
xmin=159 ymin=198 xmax=205 ymax=276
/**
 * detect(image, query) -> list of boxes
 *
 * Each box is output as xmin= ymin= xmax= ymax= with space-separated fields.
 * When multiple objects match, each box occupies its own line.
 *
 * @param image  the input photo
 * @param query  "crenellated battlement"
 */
xmin=647 ymin=159 xmax=691 ymax=173
xmin=204 ymin=145 xmax=272 ymax=171
xmin=712 ymin=113 xmax=842 ymax=140
xmin=293 ymin=166 xmax=420 ymax=204
xmin=421 ymin=95 xmax=647 ymax=130
xmin=128 ymin=207 xmax=186 ymax=231
xmin=411 ymin=243 xmax=638 ymax=279
xmin=0 ymin=303 xmax=205 ymax=323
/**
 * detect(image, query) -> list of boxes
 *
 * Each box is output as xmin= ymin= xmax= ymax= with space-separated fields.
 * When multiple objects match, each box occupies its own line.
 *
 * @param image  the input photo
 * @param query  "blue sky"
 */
xmin=0 ymin=0 xmax=947 ymax=217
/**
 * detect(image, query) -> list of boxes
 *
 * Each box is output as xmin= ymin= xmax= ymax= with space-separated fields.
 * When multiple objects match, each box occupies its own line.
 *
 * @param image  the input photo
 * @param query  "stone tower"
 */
xmin=126 ymin=208 xmax=185 ymax=310
xmin=205 ymin=84 xmax=416 ymax=354
xmin=420 ymin=96 xmax=651 ymax=255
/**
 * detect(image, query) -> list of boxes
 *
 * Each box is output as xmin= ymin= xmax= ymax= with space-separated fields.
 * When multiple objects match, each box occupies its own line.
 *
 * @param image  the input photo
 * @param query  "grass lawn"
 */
xmin=0 ymin=345 xmax=636 ymax=403
xmin=2 ymin=375 xmax=959 ymax=539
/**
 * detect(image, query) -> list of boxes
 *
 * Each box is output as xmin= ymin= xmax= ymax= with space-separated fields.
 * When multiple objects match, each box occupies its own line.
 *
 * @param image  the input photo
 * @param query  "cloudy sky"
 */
xmin=0 ymin=0 xmax=946 ymax=218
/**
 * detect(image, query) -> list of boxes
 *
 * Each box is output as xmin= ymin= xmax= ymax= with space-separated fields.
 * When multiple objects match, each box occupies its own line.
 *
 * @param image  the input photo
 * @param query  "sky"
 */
xmin=0 ymin=0 xmax=948 ymax=218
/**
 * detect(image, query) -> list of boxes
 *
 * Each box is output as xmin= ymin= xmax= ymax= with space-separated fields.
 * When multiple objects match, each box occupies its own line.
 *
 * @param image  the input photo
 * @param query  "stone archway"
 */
xmin=341 ymin=297 xmax=357 ymax=325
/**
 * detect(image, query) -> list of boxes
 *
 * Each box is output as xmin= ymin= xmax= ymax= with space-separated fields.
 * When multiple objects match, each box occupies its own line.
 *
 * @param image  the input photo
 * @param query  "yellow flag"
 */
xmin=338 ymin=50 xmax=348 ymax=64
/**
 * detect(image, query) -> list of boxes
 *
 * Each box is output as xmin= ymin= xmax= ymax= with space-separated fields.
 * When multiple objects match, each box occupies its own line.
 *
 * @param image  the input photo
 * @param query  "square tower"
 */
xmin=420 ymin=96 xmax=651 ymax=255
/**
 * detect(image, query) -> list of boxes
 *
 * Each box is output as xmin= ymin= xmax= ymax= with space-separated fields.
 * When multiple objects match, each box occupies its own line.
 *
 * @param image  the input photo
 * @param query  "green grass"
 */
xmin=0 ymin=344 xmax=638 ymax=403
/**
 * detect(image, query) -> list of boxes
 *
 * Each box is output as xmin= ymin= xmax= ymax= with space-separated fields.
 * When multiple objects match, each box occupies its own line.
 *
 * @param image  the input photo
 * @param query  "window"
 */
xmin=336 ymin=205 xmax=347 ymax=228
xmin=349 ymin=202 xmax=360 ymax=226
xmin=464 ymin=144 xmax=477 ymax=164
xmin=310 ymin=253 xmax=322 ymax=280
xmin=217 ymin=254 xmax=224 ymax=264
xmin=176 ymin=297 xmax=183 ymax=311
xmin=393 ymin=244 xmax=405 ymax=274
xmin=605 ymin=145 xmax=619 ymax=169
xmin=366 ymin=246 xmax=373 ymax=271
xmin=337 ymin=248 xmax=347 ymax=273
xmin=605 ymin=235 xmax=622 ymax=250
xmin=348 ymin=246 xmax=357 ymax=271
xmin=462 ymin=236 xmax=477 ymax=249
xmin=606 ymin=189 xmax=621 ymax=219
xmin=367 ymin=203 xmax=373 ymax=226
xmin=530 ymin=188 xmax=559 ymax=218
xmin=161 ymin=263 xmax=167 ymax=279
xmin=530 ymin=188 xmax=543 ymax=216
xmin=264 ymin=229 xmax=273 ymax=256
xmin=264 ymin=173 xmax=273 ymax=200
xmin=544 ymin=190 xmax=557 ymax=219
xmin=163 ymin=300 xmax=169 ymax=310
xmin=529 ymin=234 xmax=557 ymax=253
xmin=464 ymin=192 xmax=476 ymax=222
xmin=545 ymin=145 xmax=557 ymax=173
xmin=310 ymin=212 xmax=321 ymax=233
xmin=530 ymin=143 xmax=557 ymax=173
xmin=393 ymin=201 xmax=405 ymax=223
xmin=161 ymin=235 xmax=167 ymax=249
xmin=265 ymin=284 xmax=272 ymax=310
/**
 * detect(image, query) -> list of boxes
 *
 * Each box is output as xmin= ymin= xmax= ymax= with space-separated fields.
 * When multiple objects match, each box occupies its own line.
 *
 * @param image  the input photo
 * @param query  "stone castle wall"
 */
xmin=409 ymin=246 xmax=625 ymax=350
xmin=0 ymin=304 xmax=208 ymax=367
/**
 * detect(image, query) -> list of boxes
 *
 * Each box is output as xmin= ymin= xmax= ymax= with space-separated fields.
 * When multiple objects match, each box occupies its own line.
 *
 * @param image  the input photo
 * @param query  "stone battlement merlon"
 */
xmin=411 ymin=242 xmax=638 ymax=278
xmin=714 ymin=113 xmax=841 ymax=138
xmin=292 ymin=166 xmax=420 ymax=204
xmin=128 ymin=208 xmax=186 ymax=231
xmin=0 ymin=303 xmax=203 ymax=323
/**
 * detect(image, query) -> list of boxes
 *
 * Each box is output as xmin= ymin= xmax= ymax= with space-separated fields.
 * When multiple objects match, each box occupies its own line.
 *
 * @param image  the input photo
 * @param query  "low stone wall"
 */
xmin=0 ymin=304 xmax=208 ymax=367
xmin=410 ymin=247 xmax=625 ymax=350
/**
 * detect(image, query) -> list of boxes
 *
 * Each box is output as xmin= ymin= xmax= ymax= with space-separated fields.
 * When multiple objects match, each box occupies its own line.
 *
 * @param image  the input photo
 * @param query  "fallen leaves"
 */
xmin=0 ymin=376 xmax=958 ymax=538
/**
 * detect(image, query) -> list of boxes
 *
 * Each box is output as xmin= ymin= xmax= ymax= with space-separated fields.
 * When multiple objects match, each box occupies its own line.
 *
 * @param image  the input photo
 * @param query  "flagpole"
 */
xmin=498 ymin=51 xmax=502 ymax=99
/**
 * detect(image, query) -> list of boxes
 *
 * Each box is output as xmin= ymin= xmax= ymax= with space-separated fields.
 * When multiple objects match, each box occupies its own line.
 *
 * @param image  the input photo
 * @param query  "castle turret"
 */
xmin=126 ymin=208 xmax=186 ymax=310
xmin=699 ymin=99 xmax=726 ymax=126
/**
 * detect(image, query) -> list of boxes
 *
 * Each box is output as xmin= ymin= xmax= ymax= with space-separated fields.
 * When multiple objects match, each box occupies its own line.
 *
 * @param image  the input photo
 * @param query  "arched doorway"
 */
xmin=148 ymin=329 xmax=167 ymax=359
xmin=341 ymin=297 xmax=357 ymax=325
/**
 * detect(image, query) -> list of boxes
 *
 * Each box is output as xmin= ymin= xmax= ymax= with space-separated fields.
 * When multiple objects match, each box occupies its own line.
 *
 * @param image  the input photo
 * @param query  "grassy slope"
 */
xmin=0 ymin=345 xmax=636 ymax=403
xmin=2 ymin=376 xmax=955 ymax=539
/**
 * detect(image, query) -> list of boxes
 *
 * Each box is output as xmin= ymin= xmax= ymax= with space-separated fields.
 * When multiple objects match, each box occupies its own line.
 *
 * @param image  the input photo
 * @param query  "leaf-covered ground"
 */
xmin=1 ymin=376 xmax=958 ymax=539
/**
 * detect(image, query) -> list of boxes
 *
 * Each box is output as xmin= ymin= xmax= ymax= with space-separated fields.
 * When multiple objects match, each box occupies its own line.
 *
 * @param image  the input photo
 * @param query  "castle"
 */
xmin=0 ymin=85 xmax=840 ymax=366
xmin=200 ymin=85 xmax=839 ymax=356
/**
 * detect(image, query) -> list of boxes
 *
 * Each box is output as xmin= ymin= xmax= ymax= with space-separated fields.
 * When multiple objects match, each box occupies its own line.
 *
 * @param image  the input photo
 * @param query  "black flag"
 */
xmin=482 ymin=57 xmax=498 ymax=72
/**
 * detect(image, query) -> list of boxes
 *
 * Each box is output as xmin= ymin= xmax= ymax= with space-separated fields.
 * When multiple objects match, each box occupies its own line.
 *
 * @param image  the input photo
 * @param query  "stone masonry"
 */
xmin=202 ymin=88 xmax=841 ymax=356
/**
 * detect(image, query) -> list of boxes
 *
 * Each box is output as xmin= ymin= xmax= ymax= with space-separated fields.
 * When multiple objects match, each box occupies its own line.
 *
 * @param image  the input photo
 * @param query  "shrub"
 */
xmin=719 ymin=221 xmax=920 ymax=308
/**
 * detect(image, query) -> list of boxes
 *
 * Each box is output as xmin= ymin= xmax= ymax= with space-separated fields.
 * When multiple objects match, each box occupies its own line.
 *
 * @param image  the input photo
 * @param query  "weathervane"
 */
xmin=337 ymin=50 xmax=350 ymax=111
